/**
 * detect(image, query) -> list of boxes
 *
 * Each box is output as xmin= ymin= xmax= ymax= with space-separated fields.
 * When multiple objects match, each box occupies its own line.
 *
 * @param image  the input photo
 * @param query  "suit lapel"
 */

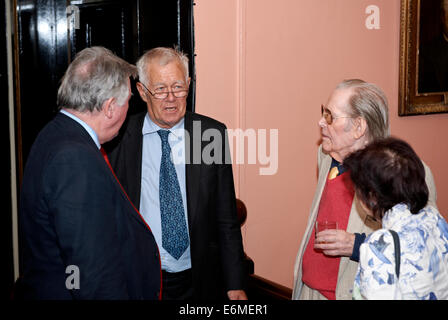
xmin=296 ymin=151 xmax=331 ymax=273
xmin=113 ymin=112 xmax=151 ymax=232
xmin=306 ymin=151 xmax=332 ymax=241
xmin=126 ymin=113 xmax=145 ymax=208
xmin=313 ymin=156 xmax=331 ymax=220
xmin=184 ymin=112 xmax=201 ymax=228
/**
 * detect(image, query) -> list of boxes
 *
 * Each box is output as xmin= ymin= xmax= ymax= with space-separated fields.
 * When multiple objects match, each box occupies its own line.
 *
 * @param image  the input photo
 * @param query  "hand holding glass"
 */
xmin=315 ymin=221 xmax=338 ymax=244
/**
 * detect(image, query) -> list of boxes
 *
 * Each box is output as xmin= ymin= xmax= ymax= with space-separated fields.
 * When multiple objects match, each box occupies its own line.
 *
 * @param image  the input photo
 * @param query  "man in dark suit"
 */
xmin=105 ymin=47 xmax=247 ymax=301
xmin=19 ymin=47 xmax=161 ymax=299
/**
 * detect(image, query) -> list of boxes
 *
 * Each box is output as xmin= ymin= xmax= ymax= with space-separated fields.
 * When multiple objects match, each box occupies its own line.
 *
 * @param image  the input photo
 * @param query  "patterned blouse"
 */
xmin=353 ymin=203 xmax=448 ymax=300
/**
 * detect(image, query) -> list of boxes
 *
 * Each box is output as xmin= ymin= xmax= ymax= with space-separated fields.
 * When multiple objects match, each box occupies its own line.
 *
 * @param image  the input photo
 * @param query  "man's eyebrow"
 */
xmin=152 ymin=80 xmax=186 ymax=86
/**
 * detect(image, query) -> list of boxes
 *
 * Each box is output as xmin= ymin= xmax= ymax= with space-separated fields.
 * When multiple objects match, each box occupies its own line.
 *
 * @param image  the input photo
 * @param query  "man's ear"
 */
xmin=102 ymin=97 xmax=116 ymax=119
xmin=136 ymin=82 xmax=148 ymax=103
xmin=353 ymin=117 xmax=368 ymax=139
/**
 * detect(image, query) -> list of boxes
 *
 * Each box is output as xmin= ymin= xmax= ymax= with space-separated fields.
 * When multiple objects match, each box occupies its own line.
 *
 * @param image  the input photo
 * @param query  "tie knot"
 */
xmin=157 ymin=129 xmax=170 ymax=143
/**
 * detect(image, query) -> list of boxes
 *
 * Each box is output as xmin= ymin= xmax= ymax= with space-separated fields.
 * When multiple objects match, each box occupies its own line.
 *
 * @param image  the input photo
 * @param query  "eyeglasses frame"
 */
xmin=138 ymin=81 xmax=189 ymax=100
xmin=321 ymin=104 xmax=353 ymax=125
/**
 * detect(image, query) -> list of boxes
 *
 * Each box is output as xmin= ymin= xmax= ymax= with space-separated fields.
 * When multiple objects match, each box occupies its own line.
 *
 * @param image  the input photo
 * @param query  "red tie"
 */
xmin=100 ymin=147 xmax=163 ymax=299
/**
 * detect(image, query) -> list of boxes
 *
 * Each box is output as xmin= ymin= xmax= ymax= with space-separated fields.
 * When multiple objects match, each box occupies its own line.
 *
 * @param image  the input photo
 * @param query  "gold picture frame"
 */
xmin=399 ymin=0 xmax=448 ymax=116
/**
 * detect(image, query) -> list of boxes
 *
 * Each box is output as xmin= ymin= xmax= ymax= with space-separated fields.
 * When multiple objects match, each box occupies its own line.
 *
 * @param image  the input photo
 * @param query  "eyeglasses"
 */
xmin=139 ymin=82 xmax=189 ymax=100
xmin=321 ymin=104 xmax=352 ymax=125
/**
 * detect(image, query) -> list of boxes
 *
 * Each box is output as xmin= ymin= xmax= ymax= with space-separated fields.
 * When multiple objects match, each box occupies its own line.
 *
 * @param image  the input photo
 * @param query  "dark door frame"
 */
xmin=1 ymin=0 xmax=16 ymax=300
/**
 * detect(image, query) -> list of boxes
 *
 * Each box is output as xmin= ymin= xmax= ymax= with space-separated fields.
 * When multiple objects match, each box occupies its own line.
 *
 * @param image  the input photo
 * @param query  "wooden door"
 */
xmin=16 ymin=0 xmax=195 ymax=178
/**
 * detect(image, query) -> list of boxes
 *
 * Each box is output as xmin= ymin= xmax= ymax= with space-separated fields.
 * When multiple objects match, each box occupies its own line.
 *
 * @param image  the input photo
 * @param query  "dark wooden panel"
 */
xmin=1 ymin=0 xmax=14 ymax=300
xmin=16 ymin=0 xmax=69 ymax=166
xmin=247 ymin=274 xmax=292 ymax=301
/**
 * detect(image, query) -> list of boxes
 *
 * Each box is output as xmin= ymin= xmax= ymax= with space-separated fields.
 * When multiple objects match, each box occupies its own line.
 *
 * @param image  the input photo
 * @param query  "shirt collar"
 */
xmin=142 ymin=113 xmax=185 ymax=141
xmin=60 ymin=109 xmax=101 ymax=149
xmin=331 ymin=157 xmax=347 ymax=175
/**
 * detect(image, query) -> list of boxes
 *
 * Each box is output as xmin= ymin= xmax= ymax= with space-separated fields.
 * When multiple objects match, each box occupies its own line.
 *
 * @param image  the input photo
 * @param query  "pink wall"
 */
xmin=194 ymin=0 xmax=448 ymax=289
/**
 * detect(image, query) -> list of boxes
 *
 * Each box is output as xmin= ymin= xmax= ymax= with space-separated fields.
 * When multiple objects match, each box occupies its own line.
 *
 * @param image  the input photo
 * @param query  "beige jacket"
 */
xmin=292 ymin=145 xmax=437 ymax=300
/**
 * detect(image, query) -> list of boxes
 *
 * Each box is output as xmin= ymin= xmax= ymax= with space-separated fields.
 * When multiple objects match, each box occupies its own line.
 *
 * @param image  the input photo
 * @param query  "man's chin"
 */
xmin=321 ymin=140 xmax=332 ymax=153
xmin=163 ymin=111 xmax=186 ymax=127
xmin=160 ymin=117 xmax=182 ymax=129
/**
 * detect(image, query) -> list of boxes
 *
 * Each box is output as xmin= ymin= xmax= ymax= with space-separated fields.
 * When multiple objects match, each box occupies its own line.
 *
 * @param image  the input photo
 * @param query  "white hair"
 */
xmin=336 ymin=79 xmax=390 ymax=141
xmin=57 ymin=46 xmax=137 ymax=112
xmin=136 ymin=47 xmax=189 ymax=87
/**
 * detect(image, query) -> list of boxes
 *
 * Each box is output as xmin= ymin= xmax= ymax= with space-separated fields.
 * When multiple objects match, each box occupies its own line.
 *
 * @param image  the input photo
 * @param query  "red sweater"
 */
xmin=302 ymin=171 xmax=354 ymax=299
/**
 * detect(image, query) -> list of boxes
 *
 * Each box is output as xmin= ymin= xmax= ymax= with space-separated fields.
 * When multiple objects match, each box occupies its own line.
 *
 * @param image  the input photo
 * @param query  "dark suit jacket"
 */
xmin=105 ymin=111 xmax=246 ymax=301
xmin=19 ymin=113 xmax=161 ymax=300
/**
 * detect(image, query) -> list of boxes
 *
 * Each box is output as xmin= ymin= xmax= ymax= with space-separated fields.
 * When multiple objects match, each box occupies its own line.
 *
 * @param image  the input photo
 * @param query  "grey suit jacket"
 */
xmin=292 ymin=145 xmax=437 ymax=300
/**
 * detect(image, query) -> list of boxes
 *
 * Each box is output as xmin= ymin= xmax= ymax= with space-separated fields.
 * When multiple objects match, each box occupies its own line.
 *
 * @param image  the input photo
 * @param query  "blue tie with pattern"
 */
xmin=157 ymin=129 xmax=189 ymax=260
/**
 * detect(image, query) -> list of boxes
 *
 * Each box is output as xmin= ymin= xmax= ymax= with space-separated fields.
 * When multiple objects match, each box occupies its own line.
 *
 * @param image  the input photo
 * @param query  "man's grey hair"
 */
xmin=136 ymin=47 xmax=189 ymax=87
xmin=57 ymin=46 xmax=137 ymax=112
xmin=336 ymin=79 xmax=390 ymax=141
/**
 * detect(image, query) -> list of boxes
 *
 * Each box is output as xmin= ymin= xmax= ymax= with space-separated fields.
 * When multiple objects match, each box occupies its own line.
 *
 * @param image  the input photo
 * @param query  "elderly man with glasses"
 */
xmin=105 ymin=47 xmax=247 ymax=301
xmin=292 ymin=79 xmax=438 ymax=300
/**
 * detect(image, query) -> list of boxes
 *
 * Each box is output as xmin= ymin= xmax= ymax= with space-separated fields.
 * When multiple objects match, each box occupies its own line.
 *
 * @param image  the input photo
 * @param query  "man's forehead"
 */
xmin=327 ymin=88 xmax=353 ymax=111
xmin=147 ymin=59 xmax=183 ymax=72
xmin=147 ymin=61 xmax=186 ymax=82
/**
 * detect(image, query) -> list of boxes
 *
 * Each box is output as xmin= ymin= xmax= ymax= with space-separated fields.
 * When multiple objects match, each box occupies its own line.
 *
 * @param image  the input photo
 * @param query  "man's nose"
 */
xmin=318 ymin=116 xmax=327 ymax=128
xmin=165 ymin=91 xmax=176 ymax=101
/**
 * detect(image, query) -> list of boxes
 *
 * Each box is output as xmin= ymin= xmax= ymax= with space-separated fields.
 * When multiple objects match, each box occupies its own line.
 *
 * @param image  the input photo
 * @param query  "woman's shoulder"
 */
xmin=365 ymin=228 xmax=394 ymax=244
xmin=362 ymin=229 xmax=396 ymax=264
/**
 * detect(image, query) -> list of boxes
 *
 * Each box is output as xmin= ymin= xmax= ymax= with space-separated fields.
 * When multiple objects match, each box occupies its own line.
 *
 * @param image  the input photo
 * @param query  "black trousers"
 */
xmin=161 ymin=269 xmax=194 ymax=300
